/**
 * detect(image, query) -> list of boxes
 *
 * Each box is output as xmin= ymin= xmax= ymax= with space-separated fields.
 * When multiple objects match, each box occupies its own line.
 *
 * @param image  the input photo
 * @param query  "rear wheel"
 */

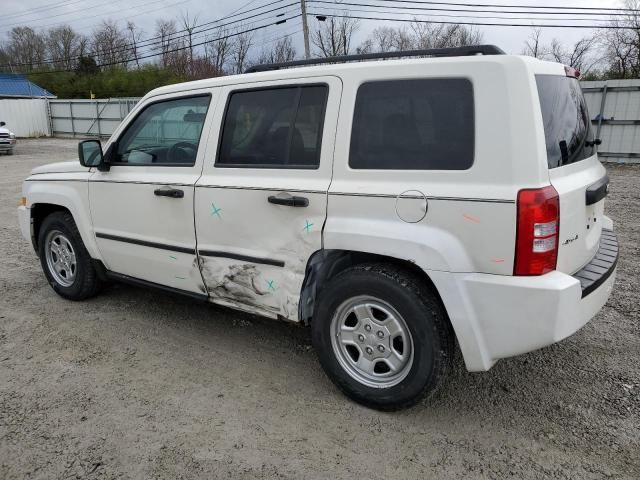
xmin=312 ymin=264 xmax=454 ymax=411
xmin=38 ymin=212 xmax=102 ymax=300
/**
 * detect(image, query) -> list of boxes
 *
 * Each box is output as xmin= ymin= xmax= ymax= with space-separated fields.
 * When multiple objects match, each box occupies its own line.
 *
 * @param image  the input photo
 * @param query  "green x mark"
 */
xmin=266 ymin=280 xmax=275 ymax=291
xmin=303 ymin=219 xmax=313 ymax=232
xmin=210 ymin=203 xmax=222 ymax=217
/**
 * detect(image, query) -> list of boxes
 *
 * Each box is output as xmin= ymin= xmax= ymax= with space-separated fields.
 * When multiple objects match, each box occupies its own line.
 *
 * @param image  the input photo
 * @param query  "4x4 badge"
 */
xmin=562 ymin=234 xmax=579 ymax=245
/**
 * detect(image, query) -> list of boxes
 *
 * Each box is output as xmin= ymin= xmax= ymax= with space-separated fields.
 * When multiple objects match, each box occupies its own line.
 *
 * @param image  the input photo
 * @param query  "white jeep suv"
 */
xmin=0 ymin=121 xmax=16 ymax=154
xmin=17 ymin=46 xmax=617 ymax=410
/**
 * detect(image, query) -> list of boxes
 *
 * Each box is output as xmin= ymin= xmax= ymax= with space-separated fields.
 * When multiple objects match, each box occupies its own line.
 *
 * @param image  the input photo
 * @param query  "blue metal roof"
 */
xmin=0 ymin=73 xmax=55 ymax=98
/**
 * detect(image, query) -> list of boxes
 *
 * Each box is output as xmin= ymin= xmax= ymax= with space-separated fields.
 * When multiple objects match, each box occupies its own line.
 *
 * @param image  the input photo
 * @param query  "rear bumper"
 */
xmin=440 ymin=230 xmax=618 ymax=371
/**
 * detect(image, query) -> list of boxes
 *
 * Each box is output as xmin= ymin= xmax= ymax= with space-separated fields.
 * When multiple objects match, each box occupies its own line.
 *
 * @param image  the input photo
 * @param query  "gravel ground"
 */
xmin=0 ymin=138 xmax=638 ymax=479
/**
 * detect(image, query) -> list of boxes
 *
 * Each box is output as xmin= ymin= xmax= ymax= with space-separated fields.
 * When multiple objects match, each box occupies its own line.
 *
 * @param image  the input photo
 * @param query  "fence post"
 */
xmin=69 ymin=101 xmax=75 ymax=138
xmin=95 ymin=100 xmax=101 ymax=138
xmin=595 ymin=82 xmax=608 ymax=147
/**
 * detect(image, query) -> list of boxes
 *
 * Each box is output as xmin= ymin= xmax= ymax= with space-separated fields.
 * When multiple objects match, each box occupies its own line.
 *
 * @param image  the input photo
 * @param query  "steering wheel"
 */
xmin=167 ymin=141 xmax=197 ymax=163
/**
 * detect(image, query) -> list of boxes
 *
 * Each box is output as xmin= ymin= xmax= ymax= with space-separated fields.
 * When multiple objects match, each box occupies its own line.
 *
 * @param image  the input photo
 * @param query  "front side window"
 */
xmin=217 ymin=85 xmax=328 ymax=168
xmin=349 ymin=78 xmax=475 ymax=170
xmin=114 ymin=95 xmax=210 ymax=166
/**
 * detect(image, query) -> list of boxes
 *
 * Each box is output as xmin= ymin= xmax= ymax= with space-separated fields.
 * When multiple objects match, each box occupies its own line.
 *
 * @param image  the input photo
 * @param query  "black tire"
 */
xmin=311 ymin=263 xmax=454 ymax=411
xmin=38 ymin=211 xmax=102 ymax=300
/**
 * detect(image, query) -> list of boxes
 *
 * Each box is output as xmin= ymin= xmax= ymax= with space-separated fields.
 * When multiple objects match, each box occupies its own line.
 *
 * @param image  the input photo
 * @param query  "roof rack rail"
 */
xmin=245 ymin=44 xmax=505 ymax=73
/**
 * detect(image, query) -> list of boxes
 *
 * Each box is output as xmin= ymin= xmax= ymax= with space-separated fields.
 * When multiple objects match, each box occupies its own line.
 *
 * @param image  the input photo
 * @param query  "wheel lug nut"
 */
xmin=358 ymin=335 xmax=365 ymax=342
xmin=377 ymin=331 xmax=384 ymax=338
xmin=377 ymin=345 xmax=385 ymax=353
xmin=365 ymin=347 xmax=373 ymax=355
xmin=364 ymin=324 xmax=371 ymax=332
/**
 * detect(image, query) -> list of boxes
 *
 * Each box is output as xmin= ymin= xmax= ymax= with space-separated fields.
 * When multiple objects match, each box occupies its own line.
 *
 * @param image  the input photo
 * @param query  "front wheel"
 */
xmin=311 ymin=264 xmax=454 ymax=411
xmin=38 ymin=212 xmax=102 ymax=300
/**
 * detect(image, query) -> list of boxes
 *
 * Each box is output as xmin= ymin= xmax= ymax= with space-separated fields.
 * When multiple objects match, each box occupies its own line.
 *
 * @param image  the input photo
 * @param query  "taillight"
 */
xmin=514 ymin=186 xmax=559 ymax=276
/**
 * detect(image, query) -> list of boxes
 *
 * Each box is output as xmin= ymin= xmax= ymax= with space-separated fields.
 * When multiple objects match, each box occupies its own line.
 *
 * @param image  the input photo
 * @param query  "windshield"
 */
xmin=536 ymin=75 xmax=595 ymax=169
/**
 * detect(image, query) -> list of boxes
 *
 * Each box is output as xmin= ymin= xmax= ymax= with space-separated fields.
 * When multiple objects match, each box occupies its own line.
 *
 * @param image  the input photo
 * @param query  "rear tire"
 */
xmin=311 ymin=263 xmax=454 ymax=411
xmin=38 ymin=212 xmax=102 ymax=300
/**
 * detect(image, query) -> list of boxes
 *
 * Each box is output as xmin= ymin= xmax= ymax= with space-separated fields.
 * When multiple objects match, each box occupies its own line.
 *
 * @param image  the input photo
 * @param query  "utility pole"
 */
xmin=300 ymin=0 xmax=310 ymax=59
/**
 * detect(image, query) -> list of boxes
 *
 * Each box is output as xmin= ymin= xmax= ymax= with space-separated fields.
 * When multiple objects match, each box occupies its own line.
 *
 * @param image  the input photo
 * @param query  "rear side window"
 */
xmin=349 ymin=78 xmax=474 ymax=170
xmin=536 ymin=75 xmax=595 ymax=169
xmin=217 ymin=85 xmax=328 ymax=168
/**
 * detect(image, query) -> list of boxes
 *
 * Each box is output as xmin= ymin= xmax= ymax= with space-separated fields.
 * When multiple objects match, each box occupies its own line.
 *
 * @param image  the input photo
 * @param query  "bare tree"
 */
xmin=311 ymin=15 xmax=359 ymax=57
xmin=257 ymin=36 xmax=296 ymax=64
xmin=92 ymin=20 xmax=130 ymax=67
xmin=6 ymin=27 xmax=46 ymax=70
xmin=181 ymin=10 xmax=200 ymax=74
xmin=549 ymin=37 xmax=597 ymax=72
xmin=358 ymin=21 xmax=482 ymax=55
xmin=155 ymin=19 xmax=178 ymax=68
xmin=370 ymin=26 xmax=396 ymax=53
xmin=601 ymin=0 xmax=640 ymax=78
xmin=409 ymin=22 xmax=483 ymax=49
xmin=231 ymin=28 xmax=253 ymax=74
xmin=126 ymin=22 xmax=143 ymax=68
xmin=205 ymin=27 xmax=232 ymax=75
xmin=46 ymin=25 xmax=85 ymax=70
xmin=522 ymin=28 xmax=546 ymax=59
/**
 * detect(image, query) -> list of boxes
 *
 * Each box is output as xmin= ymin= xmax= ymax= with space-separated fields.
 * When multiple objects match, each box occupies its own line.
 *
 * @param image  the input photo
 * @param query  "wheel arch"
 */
xmin=299 ymin=249 xmax=446 ymax=324
xmin=31 ymin=204 xmax=71 ymax=252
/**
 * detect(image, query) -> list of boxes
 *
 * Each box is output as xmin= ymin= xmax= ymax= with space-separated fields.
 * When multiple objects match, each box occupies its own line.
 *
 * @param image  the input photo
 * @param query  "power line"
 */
xmin=307 ymin=11 xmax=638 ymax=29
xmin=309 ymin=0 xmax=633 ymax=18
xmin=308 ymin=3 xmax=613 ymax=23
xmin=0 ymin=0 xmax=168 ymax=30
xmin=365 ymin=0 xmax=640 ymax=12
xmin=0 ymin=0 xmax=86 ymax=20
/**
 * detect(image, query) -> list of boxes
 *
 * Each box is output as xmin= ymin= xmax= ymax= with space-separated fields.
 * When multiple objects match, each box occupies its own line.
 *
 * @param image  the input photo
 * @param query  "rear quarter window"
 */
xmin=349 ymin=78 xmax=474 ymax=170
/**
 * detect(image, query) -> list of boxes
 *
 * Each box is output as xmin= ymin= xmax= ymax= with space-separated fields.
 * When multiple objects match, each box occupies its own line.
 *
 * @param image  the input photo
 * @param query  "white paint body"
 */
xmin=18 ymin=54 xmax=616 ymax=371
xmin=0 ymin=125 xmax=16 ymax=152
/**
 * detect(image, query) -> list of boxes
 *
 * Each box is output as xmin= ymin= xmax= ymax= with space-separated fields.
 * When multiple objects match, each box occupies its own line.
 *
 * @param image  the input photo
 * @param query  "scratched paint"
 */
xmin=463 ymin=213 xmax=481 ymax=223
xmin=197 ymin=218 xmax=318 ymax=321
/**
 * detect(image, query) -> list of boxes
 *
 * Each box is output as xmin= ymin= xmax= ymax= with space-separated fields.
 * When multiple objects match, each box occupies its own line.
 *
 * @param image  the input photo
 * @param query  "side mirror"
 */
xmin=78 ymin=139 xmax=104 ymax=168
xmin=0 ymin=122 xmax=5 ymax=127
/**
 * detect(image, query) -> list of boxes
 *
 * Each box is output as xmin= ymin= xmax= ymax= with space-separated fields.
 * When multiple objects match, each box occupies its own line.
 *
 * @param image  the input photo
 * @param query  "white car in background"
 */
xmin=0 ymin=121 xmax=16 ymax=155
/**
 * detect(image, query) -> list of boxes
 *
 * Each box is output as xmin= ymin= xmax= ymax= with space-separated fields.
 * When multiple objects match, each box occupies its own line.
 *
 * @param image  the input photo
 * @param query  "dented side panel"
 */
xmin=195 ymin=190 xmax=326 ymax=320
xmin=194 ymin=75 xmax=342 ymax=320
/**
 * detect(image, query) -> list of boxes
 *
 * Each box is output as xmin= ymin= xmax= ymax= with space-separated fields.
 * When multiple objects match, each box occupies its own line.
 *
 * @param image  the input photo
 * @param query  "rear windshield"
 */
xmin=536 ymin=75 xmax=595 ymax=169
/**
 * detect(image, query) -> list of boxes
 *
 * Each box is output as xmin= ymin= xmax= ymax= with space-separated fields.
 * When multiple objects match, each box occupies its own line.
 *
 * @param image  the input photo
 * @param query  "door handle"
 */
xmin=154 ymin=187 xmax=184 ymax=198
xmin=268 ymin=195 xmax=309 ymax=207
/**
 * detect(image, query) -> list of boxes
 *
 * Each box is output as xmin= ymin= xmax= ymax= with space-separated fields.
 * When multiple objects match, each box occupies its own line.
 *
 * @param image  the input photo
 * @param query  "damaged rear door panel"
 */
xmin=194 ymin=76 xmax=342 ymax=320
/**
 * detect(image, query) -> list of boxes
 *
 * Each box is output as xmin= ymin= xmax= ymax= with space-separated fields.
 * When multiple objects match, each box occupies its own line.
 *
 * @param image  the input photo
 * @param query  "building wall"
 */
xmin=0 ymin=98 xmax=51 ymax=137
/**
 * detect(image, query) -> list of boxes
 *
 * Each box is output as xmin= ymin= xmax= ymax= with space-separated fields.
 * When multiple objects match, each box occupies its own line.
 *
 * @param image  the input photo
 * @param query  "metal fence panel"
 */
xmin=49 ymin=98 xmax=140 ymax=138
xmin=582 ymin=80 xmax=640 ymax=164
xmin=0 ymin=99 xmax=50 ymax=137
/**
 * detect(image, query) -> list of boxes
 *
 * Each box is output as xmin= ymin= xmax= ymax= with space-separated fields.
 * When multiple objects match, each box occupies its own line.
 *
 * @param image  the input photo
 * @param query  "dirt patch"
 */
xmin=0 ymin=139 xmax=638 ymax=479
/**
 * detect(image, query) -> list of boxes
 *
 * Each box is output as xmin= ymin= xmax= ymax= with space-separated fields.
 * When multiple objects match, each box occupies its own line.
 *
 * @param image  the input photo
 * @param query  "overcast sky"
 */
xmin=0 ymin=0 xmax=625 ymax=58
